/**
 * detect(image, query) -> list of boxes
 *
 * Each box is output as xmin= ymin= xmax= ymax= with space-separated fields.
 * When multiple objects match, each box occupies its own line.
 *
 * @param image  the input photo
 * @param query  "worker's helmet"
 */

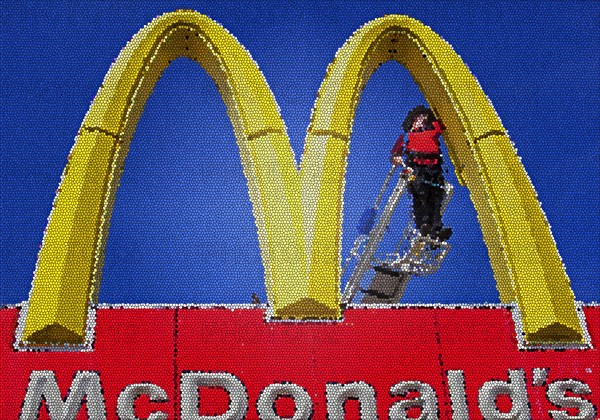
xmin=403 ymin=105 xmax=436 ymax=132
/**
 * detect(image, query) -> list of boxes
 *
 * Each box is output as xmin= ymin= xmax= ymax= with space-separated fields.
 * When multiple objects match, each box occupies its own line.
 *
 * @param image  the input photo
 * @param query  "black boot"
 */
xmin=419 ymin=223 xmax=432 ymax=237
xmin=436 ymin=227 xmax=452 ymax=242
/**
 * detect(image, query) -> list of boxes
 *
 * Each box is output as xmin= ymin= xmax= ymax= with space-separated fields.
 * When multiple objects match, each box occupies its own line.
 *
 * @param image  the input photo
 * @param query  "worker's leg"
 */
xmin=422 ymin=165 xmax=452 ymax=241
xmin=430 ymin=179 xmax=452 ymax=241
xmin=410 ymin=178 xmax=431 ymax=235
xmin=429 ymin=184 xmax=444 ymax=231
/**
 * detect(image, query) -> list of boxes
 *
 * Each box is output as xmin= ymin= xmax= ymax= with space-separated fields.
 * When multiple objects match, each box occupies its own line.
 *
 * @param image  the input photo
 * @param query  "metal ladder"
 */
xmin=341 ymin=166 xmax=453 ymax=305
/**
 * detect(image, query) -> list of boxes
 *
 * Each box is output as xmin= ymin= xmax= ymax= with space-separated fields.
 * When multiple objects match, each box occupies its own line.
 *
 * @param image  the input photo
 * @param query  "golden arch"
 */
xmin=23 ymin=10 xmax=583 ymax=345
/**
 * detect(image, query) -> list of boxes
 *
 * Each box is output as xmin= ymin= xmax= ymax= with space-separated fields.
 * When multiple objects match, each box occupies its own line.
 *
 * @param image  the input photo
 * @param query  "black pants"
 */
xmin=407 ymin=164 xmax=445 ymax=234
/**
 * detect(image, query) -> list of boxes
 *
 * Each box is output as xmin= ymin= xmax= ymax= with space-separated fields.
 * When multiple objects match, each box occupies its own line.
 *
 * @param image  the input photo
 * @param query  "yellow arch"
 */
xmin=23 ymin=11 xmax=582 ymax=345
xmin=22 ymin=10 xmax=313 ymax=344
xmin=302 ymin=15 xmax=582 ymax=342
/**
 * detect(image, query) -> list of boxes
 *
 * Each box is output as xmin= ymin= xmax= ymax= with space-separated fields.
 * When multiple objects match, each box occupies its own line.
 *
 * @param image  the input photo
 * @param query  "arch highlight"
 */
xmin=301 ymin=15 xmax=582 ymax=343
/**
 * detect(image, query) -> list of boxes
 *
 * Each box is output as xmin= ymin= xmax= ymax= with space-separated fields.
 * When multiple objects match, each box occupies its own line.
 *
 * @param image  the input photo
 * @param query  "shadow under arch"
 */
xmin=22 ymin=11 xmax=583 ymax=345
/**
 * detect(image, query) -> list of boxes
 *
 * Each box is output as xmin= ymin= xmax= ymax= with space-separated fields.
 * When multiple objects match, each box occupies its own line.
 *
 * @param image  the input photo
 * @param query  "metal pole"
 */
xmin=373 ymin=165 xmax=398 ymax=210
xmin=341 ymin=170 xmax=412 ymax=304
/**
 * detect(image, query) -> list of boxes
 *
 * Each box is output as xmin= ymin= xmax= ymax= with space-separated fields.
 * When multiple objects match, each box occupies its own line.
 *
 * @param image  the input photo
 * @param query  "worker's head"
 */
xmin=402 ymin=105 xmax=436 ymax=132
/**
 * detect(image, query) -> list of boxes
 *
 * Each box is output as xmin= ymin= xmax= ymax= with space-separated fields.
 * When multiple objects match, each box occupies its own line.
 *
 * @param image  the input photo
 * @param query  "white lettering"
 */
xmin=478 ymin=369 xmax=530 ymax=419
xmin=326 ymin=381 xmax=377 ymax=419
xmin=180 ymin=372 xmax=248 ymax=420
xmin=447 ymin=370 xmax=469 ymax=419
xmin=389 ymin=381 xmax=438 ymax=420
xmin=257 ymin=383 xmax=312 ymax=420
xmin=20 ymin=370 xmax=106 ymax=420
xmin=547 ymin=379 xmax=596 ymax=420
xmin=117 ymin=382 xmax=168 ymax=420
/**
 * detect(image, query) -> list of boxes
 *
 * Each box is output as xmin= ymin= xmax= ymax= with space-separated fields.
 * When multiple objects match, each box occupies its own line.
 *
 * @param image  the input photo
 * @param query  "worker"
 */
xmin=390 ymin=105 xmax=452 ymax=242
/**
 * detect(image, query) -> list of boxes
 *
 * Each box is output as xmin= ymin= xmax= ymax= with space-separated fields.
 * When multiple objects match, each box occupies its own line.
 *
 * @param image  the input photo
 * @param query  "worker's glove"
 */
xmin=400 ymin=166 xmax=414 ymax=179
xmin=390 ymin=155 xmax=404 ymax=166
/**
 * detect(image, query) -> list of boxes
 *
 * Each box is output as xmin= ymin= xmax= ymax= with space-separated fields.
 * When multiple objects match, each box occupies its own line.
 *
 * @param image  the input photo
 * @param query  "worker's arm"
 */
xmin=390 ymin=134 xmax=405 ymax=166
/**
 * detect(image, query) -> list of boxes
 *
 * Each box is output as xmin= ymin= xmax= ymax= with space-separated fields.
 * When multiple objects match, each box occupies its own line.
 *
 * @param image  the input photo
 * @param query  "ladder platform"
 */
xmin=360 ymin=270 xmax=410 ymax=304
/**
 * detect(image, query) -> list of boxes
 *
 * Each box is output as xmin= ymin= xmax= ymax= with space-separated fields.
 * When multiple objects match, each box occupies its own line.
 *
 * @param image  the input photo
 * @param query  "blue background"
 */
xmin=1 ymin=1 xmax=598 ymax=305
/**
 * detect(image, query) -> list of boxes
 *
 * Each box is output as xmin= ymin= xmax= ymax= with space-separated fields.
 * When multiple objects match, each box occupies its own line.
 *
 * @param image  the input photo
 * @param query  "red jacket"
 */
xmin=390 ymin=121 xmax=445 ymax=166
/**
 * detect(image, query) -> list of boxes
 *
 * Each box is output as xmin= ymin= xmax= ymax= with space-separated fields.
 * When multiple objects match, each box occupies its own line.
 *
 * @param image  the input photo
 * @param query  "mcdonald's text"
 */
xmin=16 ymin=369 xmax=598 ymax=419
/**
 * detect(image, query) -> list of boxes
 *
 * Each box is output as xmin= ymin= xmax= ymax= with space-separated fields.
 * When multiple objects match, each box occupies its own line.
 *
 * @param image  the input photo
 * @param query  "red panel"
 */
xmin=436 ymin=306 xmax=599 ymax=420
xmin=0 ymin=307 xmax=175 ymax=420
xmin=1 ymin=305 xmax=597 ymax=419
xmin=176 ymin=307 xmax=442 ymax=419
xmin=584 ymin=306 xmax=600 ymax=346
